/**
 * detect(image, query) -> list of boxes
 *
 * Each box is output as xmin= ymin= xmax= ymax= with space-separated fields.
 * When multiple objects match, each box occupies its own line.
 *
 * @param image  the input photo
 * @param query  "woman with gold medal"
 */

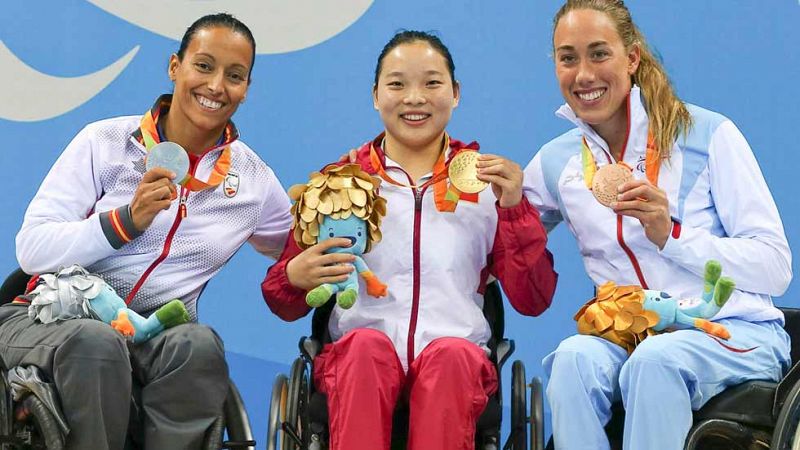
xmin=2 ymin=14 xmax=293 ymax=449
xmin=262 ymin=30 xmax=558 ymax=450
xmin=524 ymin=1 xmax=792 ymax=449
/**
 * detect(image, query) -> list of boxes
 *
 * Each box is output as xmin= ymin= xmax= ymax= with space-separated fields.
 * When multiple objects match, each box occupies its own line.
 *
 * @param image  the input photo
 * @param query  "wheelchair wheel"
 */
xmin=684 ymin=418 xmax=770 ymax=450
xmin=510 ymin=360 xmax=527 ymax=450
xmin=221 ymin=380 xmax=257 ymax=450
xmin=529 ymin=376 xmax=544 ymax=450
xmin=13 ymin=394 xmax=65 ymax=450
xmin=772 ymin=377 xmax=800 ymax=450
xmin=282 ymin=358 xmax=309 ymax=450
xmin=266 ymin=374 xmax=289 ymax=450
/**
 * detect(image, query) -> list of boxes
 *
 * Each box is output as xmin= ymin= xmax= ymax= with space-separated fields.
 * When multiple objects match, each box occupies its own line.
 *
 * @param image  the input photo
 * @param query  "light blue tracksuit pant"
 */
xmin=543 ymin=319 xmax=791 ymax=450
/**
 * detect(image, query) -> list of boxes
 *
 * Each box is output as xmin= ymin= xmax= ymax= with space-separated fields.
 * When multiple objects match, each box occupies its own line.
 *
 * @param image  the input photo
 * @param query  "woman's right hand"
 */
xmin=131 ymin=168 xmax=177 ymax=231
xmin=286 ymin=238 xmax=356 ymax=290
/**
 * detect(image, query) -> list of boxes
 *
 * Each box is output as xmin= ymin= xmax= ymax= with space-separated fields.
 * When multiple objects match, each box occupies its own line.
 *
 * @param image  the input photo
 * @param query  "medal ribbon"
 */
xmin=368 ymin=134 xmax=478 ymax=212
xmin=581 ymin=131 xmax=660 ymax=189
xmin=137 ymin=99 xmax=233 ymax=192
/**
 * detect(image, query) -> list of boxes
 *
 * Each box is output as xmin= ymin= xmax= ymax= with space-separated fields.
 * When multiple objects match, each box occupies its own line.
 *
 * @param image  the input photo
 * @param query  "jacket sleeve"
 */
xmin=16 ymin=125 xmax=123 ymax=274
xmin=659 ymin=120 xmax=792 ymax=296
xmin=249 ymin=166 xmax=293 ymax=259
xmin=489 ymin=197 xmax=558 ymax=316
xmin=261 ymin=234 xmax=312 ymax=321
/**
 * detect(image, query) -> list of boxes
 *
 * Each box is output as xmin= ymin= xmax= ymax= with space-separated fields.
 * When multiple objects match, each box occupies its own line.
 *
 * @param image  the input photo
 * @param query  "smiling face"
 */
xmin=372 ymin=41 xmax=459 ymax=154
xmin=167 ymin=26 xmax=252 ymax=145
xmin=553 ymin=9 xmax=640 ymax=138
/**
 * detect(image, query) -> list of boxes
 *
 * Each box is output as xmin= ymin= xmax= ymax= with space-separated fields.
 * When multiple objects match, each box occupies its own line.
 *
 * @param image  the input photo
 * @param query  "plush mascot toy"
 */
xmin=575 ymin=260 xmax=735 ymax=353
xmin=26 ymin=265 xmax=189 ymax=343
xmin=288 ymin=163 xmax=388 ymax=309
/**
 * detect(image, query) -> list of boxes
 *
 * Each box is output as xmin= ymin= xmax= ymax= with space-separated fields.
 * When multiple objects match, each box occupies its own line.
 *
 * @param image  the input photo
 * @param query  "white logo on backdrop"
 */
xmin=0 ymin=0 xmax=373 ymax=122
xmin=88 ymin=0 xmax=374 ymax=55
xmin=0 ymin=42 xmax=139 ymax=122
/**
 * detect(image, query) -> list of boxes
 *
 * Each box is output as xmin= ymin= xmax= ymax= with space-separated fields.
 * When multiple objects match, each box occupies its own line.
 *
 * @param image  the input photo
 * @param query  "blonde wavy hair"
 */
xmin=288 ymin=164 xmax=386 ymax=252
xmin=553 ymin=0 xmax=692 ymax=159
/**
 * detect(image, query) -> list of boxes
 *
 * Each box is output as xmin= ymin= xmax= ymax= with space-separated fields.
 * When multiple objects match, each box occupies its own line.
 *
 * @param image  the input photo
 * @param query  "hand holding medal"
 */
xmin=473 ymin=153 xmax=524 ymax=208
xmin=449 ymin=151 xmax=488 ymax=194
xmin=145 ymin=142 xmax=190 ymax=186
xmin=591 ymin=163 xmax=634 ymax=207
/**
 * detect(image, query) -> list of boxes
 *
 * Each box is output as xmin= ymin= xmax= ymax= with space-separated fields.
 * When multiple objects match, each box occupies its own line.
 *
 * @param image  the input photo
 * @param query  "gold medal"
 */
xmin=448 ymin=151 xmax=488 ymax=194
xmin=591 ymin=163 xmax=633 ymax=207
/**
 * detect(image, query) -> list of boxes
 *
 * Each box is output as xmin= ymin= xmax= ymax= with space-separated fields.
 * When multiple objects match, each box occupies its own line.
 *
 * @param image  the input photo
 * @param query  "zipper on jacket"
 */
xmin=613 ymin=94 xmax=649 ymax=288
xmin=407 ymin=187 xmax=424 ymax=367
xmin=125 ymin=187 xmax=189 ymax=304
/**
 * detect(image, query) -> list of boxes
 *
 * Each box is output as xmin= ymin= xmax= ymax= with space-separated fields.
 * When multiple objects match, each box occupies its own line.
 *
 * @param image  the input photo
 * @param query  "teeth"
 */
xmin=196 ymin=95 xmax=222 ymax=110
xmin=578 ymin=89 xmax=605 ymax=101
xmin=402 ymin=114 xmax=428 ymax=121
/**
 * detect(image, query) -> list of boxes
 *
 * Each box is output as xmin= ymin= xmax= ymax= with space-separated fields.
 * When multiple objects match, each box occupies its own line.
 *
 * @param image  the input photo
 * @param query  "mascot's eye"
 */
xmin=357 ymin=231 xmax=362 ymax=237
xmin=329 ymin=232 xmax=334 ymax=237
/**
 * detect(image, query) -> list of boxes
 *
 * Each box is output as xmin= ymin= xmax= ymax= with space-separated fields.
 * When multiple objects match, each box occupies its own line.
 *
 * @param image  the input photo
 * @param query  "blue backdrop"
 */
xmin=1 ymin=0 xmax=798 ymax=443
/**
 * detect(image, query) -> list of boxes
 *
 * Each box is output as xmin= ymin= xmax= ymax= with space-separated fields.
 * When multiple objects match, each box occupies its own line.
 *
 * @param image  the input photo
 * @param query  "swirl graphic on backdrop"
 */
xmin=0 ymin=41 xmax=139 ymax=122
xmin=87 ymin=0 xmax=374 ymax=54
xmin=0 ymin=0 xmax=373 ymax=122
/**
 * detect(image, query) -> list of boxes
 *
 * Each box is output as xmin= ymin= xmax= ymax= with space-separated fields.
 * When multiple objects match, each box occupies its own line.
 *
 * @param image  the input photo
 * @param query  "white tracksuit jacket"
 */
xmin=524 ymin=86 xmax=792 ymax=324
xmin=16 ymin=113 xmax=292 ymax=319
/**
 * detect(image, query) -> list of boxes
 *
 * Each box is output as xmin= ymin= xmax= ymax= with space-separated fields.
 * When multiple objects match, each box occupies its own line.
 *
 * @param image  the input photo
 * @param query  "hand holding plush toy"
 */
xmin=288 ymin=164 xmax=388 ymax=309
xmin=27 ymin=265 xmax=190 ymax=343
xmin=575 ymin=260 xmax=735 ymax=353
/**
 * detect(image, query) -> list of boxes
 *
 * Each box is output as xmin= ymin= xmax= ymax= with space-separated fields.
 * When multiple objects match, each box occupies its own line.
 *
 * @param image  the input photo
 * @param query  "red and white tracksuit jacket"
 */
xmin=261 ymin=134 xmax=557 ymax=450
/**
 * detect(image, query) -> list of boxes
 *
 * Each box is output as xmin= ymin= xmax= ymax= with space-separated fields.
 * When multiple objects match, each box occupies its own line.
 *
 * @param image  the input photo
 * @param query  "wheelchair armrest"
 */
xmin=774 ymin=358 xmax=800 ymax=418
xmin=494 ymin=338 xmax=515 ymax=370
xmin=300 ymin=336 xmax=322 ymax=361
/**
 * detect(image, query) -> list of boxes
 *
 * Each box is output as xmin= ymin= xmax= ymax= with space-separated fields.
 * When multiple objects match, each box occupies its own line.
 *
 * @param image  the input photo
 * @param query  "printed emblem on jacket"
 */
xmin=223 ymin=171 xmax=240 ymax=198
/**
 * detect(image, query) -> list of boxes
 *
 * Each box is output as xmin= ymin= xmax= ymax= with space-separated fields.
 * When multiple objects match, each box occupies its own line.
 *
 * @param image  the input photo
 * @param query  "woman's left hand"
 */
xmin=611 ymin=179 xmax=672 ymax=249
xmin=476 ymin=154 xmax=523 ymax=208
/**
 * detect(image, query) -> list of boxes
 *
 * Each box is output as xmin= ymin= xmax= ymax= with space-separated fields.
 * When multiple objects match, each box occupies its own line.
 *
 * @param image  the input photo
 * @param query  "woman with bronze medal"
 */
xmin=262 ymin=31 xmax=558 ymax=450
xmin=1 ymin=14 xmax=293 ymax=449
xmin=524 ymin=1 xmax=792 ymax=449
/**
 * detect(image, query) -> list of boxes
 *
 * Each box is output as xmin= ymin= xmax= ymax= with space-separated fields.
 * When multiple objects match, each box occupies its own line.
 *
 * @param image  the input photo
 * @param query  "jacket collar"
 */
xmin=555 ymin=85 xmax=649 ymax=162
xmin=130 ymin=94 xmax=240 ymax=153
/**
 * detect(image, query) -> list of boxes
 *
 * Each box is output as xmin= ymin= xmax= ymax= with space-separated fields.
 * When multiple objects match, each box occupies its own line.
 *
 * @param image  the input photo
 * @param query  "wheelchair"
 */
xmin=265 ymin=281 xmax=545 ymax=450
xmin=0 ymin=267 xmax=257 ymax=450
xmin=538 ymin=307 xmax=800 ymax=450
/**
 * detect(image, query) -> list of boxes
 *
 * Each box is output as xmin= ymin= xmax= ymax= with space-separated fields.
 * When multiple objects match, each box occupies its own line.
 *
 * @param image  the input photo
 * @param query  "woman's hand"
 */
xmin=611 ymin=179 xmax=672 ymax=249
xmin=476 ymin=154 xmax=523 ymax=208
xmin=130 ymin=168 xmax=177 ymax=231
xmin=286 ymin=238 xmax=356 ymax=290
xmin=338 ymin=148 xmax=359 ymax=164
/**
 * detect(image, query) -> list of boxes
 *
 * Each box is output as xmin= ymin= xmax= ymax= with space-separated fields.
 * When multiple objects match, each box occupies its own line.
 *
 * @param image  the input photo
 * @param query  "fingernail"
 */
xmin=169 ymin=171 xmax=176 ymax=179
xmin=617 ymin=194 xmax=623 ymax=200
xmin=610 ymin=201 xmax=617 ymax=208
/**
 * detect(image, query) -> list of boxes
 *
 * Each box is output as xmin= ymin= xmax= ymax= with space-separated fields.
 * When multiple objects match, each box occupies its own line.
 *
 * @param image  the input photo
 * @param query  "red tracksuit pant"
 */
xmin=313 ymin=328 xmax=498 ymax=450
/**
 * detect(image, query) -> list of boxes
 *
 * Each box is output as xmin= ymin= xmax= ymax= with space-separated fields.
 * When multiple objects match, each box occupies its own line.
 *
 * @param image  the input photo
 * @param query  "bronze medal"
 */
xmin=591 ymin=163 xmax=633 ymax=207
xmin=448 ymin=151 xmax=488 ymax=194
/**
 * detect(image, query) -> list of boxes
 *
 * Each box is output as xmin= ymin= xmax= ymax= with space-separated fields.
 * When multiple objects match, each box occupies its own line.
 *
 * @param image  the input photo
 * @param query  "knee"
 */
xmin=415 ymin=338 xmax=496 ymax=391
xmin=620 ymin=336 xmax=683 ymax=378
xmin=56 ymin=319 xmax=130 ymax=370
xmin=332 ymin=328 xmax=400 ymax=371
xmin=544 ymin=335 xmax=622 ymax=397
xmin=421 ymin=337 xmax=487 ymax=367
xmin=338 ymin=328 xmax=395 ymax=355
xmin=163 ymin=324 xmax=226 ymax=372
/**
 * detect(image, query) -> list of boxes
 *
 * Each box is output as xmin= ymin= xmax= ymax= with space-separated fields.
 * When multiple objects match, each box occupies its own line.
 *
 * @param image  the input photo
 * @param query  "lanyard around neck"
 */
xmin=139 ymin=109 xmax=232 ymax=192
xmin=581 ymin=131 xmax=660 ymax=189
xmin=368 ymin=134 xmax=478 ymax=212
